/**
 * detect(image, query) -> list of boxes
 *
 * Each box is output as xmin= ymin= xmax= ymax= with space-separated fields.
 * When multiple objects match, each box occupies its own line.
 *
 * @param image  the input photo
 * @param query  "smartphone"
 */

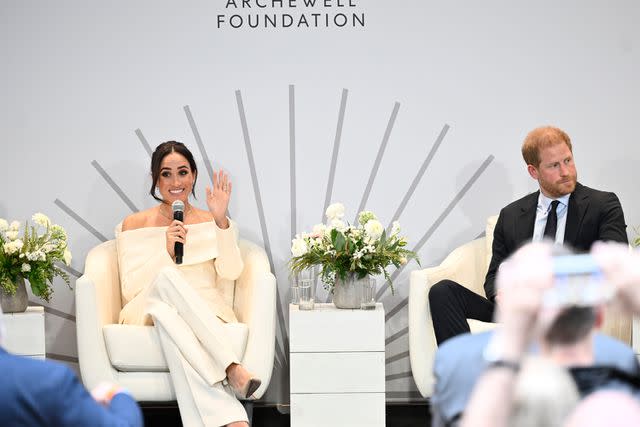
xmin=542 ymin=254 xmax=613 ymax=307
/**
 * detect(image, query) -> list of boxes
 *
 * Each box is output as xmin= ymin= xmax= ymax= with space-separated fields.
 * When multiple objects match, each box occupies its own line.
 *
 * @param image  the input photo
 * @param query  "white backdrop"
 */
xmin=2 ymin=0 xmax=639 ymax=404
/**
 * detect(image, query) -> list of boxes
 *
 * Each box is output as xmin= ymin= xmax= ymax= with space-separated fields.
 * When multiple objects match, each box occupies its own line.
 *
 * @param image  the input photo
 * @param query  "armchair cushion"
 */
xmin=103 ymin=323 xmax=249 ymax=372
xmin=103 ymin=325 xmax=167 ymax=372
xmin=468 ymin=319 xmax=497 ymax=334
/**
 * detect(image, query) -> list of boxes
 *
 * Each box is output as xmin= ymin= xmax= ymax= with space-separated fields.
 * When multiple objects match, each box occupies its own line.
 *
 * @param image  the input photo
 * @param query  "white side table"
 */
xmin=289 ymin=303 xmax=385 ymax=427
xmin=2 ymin=306 xmax=45 ymax=359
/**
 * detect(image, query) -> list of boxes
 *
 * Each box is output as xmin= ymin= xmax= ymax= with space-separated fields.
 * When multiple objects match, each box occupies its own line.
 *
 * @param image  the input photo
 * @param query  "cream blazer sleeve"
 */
xmin=212 ymin=219 xmax=244 ymax=281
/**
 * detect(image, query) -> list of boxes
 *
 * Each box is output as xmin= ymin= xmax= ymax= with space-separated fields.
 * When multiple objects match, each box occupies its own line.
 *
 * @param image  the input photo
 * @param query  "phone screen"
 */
xmin=543 ymin=254 xmax=612 ymax=307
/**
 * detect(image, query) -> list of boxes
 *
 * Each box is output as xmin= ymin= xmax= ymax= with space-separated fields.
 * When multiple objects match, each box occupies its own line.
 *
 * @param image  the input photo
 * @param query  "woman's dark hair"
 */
xmin=150 ymin=141 xmax=198 ymax=202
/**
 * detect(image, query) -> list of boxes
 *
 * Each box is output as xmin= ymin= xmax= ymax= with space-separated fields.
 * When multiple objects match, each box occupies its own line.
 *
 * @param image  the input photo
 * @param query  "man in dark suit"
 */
xmin=428 ymin=126 xmax=628 ymax=344
xmin=0 ymin=305 xmax=143 ymax=427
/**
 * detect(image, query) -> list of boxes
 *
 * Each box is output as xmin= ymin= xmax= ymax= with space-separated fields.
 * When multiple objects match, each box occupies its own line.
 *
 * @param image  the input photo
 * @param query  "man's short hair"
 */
xmin=545 ymin=306 xmax=597 ymax=345
xmin=521 ymin=126 xmax=573 ymax=167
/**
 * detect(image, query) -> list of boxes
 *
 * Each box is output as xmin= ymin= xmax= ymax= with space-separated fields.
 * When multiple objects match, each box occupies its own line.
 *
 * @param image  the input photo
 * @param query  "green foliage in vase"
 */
xmin=0 ymin=213 xmax=72 ymax=302
xmin=289 ymin=203 xmax=419 ymax=294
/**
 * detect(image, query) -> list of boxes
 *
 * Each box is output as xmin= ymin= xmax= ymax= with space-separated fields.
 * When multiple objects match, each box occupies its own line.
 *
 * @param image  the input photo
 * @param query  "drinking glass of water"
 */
xmin=360 ymin=277 xmax=376 ymax=310
xmin=298 ymin=268 xmax=315 ymax=310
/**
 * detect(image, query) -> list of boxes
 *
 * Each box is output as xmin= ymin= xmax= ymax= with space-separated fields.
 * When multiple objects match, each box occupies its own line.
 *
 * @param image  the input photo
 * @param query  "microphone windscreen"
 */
xmin=172 ymin=200 xmax=185 ymax=214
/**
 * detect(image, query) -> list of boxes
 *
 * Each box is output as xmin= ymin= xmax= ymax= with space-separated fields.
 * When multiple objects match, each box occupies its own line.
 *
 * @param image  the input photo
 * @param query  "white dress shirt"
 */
xmin=532 ymin=192 xmax=571 ymax=244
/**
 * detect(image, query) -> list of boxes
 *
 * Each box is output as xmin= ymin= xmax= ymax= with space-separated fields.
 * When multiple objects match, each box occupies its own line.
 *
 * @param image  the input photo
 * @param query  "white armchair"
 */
xmin=75 ymin=238 xmax=277 ymax=402
xmin=409 ymin=215 xmax=633 ymax=398
xmin=409 ymin=216 xmax=498 ymax=398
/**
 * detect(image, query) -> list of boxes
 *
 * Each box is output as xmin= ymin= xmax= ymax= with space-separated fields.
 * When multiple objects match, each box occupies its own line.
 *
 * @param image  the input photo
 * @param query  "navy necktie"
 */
xmin=543 ymin=200 xmax=560 ymax=241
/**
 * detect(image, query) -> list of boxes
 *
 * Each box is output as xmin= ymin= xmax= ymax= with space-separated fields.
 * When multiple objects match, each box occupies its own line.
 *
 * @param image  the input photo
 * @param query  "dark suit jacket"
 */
xmin=0 ymin=348 xmax=143 ymax=427
xmin=484 ymin=182 xmax=628 ymax=300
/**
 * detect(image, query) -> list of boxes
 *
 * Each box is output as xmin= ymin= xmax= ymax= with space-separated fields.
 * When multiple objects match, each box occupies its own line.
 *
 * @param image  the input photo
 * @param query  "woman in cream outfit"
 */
xmin=117 ymin=141 xmax=259 ymax=427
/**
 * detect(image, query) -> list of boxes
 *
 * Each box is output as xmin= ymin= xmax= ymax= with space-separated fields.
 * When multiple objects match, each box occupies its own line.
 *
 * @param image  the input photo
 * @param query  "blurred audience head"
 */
xmin=564 ymin=390 xmax=640 ymax=427
xmin=511 ymin=356 xmax=579 ymax=427
xmin=544 ymin=306 xmax=598 ymax=346
xmin=542 ymin=245 xmax=604 ymax=357
xmin=543 ymin=244 xmax=601 ymax=347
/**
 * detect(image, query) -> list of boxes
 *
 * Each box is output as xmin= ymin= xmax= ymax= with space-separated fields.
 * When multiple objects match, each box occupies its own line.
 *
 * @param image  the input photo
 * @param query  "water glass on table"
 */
xmin=298 ymin=268 xmax=315 ymax=310
xmin=291 ymin=276 xmax=300 ymax=305
xmin=360 ymin=277 xmax=376 ymax=310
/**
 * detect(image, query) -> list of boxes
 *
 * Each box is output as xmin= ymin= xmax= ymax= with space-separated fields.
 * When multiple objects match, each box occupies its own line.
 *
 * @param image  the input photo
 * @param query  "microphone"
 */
xmin=172 ymin=200 xmax=184 ymax=264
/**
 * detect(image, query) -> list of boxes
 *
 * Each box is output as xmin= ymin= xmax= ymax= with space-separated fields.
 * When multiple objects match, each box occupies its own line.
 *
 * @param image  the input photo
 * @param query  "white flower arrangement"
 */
xmin=0 ymin=213 xmax=72 ymax=302
xmin=289 ymin=203 xmax=419 ymax=293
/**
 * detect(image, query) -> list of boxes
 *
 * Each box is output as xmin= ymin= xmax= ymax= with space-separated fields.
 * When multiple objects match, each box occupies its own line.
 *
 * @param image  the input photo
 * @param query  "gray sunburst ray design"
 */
xmin=49 ymin=161 xmax=138 ymax=364
xmin=183 ymin=105 xmax=234 ymax=218
xmin=384 ymin=296 xmax=409 ymax=323
xmin=54 ymin=199 xmax=107 ymax=243
xmin=135 ymin=128 xmax=153 ymax=157
xmin=354 ymin=101 xmax=400 ymax=223
xmin=376 ymin=154 xmax=495 ymax=300
xmin=47 ymin=353 xmax=79 ymax=363
xmin=91 ymin=160 xmax=139 ymax=213
xmin=386 ymin=391 xmax=424 ymax=400
xmin=386 ymin=371 xmax=413 ymax=381
xmin=58 ymin=263 xmax=82 ymax=279
xmin=385 ymin=326 xmax=408 ymax=346
xmin=322 ymin=88 xmax=348 ymax=221
xmin=374 ymin=154 xmax=495 ymax=367
xmin=385 ymin=350 xmax=410 ymax=365
xmin=235 ymin=90 xmax=289 ymax=369
xmin=288 ymin=84 xmax=303 ymax=307
xmin=184 ymin=105 xmax=215 ymax=184
xmin=321 ymin=88 xmax=348 ymax=302
xmin=28 ymin=300 xmax=76 ymax=323
xmin=385 ymin=123 xmax=450 ymax=234
xmin=323 ymin=98 xmax=399 ymax=303
xmin=289 ymin=84 xmax=297 ymax=241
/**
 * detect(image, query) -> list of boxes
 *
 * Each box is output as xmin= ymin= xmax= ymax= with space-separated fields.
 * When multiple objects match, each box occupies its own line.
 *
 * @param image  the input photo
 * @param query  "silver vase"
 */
xmin=0 ymin=277 xmax=28 ymax=313
xmin=332 ymin=273 xmax=368 ymax=309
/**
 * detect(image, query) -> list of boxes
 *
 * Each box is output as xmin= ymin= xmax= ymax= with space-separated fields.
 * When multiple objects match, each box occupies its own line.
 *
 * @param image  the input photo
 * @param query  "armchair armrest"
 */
xmin=76 ymin=274 xmax=118 ymax=389
xmin=233 ymin=240 xmax=277 ymax=400
xmin=409 ymin=238 xmax=487 ymax=398
xmin=82 ymin=240 xmax=122 ymax=324
xmin=76 ymin=240 xmax=121 ymax=390
xmin=410 ymin=265 xmax=459 ymax=398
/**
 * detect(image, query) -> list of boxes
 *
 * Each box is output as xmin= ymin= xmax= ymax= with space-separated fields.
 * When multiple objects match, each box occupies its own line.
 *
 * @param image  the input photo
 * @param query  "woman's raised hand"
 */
xmin=206 ymin=169 xmax=231 ymax=229
xmin=166 ymin=219 xmax=188 ymax=259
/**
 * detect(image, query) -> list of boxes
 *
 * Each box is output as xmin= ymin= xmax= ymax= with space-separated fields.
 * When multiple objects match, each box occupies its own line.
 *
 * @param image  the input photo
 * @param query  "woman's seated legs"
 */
xmin=156 ymin=323 xmax=249 ymax=426
xmin=147 ymin=267 xmax=240 ymax=371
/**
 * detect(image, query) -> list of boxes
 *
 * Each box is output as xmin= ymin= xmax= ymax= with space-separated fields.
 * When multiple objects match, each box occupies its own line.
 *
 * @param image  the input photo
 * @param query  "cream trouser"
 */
xmin=146 ymin=267 xmax=248 ymax=426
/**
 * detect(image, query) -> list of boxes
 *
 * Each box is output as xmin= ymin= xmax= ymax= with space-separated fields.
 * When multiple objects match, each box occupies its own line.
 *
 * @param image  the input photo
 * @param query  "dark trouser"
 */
xmin=428 ymin=279 xmax=496 ymax=345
